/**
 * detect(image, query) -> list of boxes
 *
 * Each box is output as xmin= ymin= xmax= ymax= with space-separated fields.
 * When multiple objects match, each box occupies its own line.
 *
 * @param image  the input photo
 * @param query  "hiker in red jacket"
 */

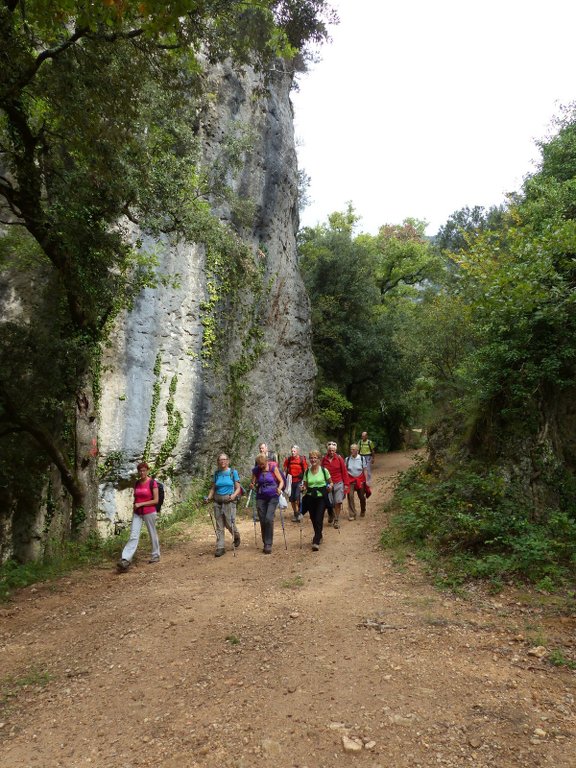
xmin=321 ymin=441 xmax=350 ymax=529
xmin=283 ymin=445 xmax=308 ymax=522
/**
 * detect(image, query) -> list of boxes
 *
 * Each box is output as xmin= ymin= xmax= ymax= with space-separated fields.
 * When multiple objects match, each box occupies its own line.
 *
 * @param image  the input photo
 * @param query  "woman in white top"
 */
xmin=345 ymin=444 xmax=367 ymax=520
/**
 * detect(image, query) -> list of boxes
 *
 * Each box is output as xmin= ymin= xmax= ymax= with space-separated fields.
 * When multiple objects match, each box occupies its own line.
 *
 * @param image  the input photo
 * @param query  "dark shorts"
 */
xmin=289 ymin=480 xmax=302 ymax=503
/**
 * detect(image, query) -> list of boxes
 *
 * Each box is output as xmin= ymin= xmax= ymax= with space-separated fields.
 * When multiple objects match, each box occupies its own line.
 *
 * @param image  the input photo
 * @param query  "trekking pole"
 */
xmin=253 ymin=494 xmax=258 ymax=548
xmin=277 ymin=498 xmax=288 ymax=552
xmin=330 ymin=486 xmax=340 ymax=535
xmin=230 ymin=506 xmax=237 ymax=559
xmin=245 ymin=488 xmax=252 ymax=509
xmin=207 ymin=505 xmax=217 ymax=539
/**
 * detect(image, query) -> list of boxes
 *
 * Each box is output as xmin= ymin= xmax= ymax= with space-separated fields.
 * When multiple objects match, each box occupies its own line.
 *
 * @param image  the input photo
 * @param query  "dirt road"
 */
xmin=1 ymin=450 xmax=575 ymax=767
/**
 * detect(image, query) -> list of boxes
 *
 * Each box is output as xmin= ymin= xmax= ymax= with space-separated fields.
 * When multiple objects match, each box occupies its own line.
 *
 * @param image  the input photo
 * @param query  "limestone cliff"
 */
xmin=97 ymin=61 xmax=317 ymax=530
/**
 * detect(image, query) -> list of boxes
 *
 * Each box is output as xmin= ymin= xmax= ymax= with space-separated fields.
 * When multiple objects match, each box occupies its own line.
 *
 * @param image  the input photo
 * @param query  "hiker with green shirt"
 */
xmin=301 ymin=450 xmax=333 ymax=551
xmin=358 ymin=431 xmax=375 ymax=482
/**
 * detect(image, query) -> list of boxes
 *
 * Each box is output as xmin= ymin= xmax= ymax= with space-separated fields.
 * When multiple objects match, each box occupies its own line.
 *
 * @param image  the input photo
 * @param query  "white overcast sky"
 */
xmin=291 ymin=0 xmax=576 ymax=236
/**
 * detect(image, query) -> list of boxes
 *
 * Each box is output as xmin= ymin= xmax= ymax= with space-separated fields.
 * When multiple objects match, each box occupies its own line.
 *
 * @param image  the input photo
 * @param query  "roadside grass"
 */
xmin=0 ymin=667 xmax=53 ymax=712
xmin=281 ymin=574 xmax=304 ymax=589
xmin=0 ymin=483 xmax=206 ymax=602
xmin=548 ymin=648 xmax=576 ymax=670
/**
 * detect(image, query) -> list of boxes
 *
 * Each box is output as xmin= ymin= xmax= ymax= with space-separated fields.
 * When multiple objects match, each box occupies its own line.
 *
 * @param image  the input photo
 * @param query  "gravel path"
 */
xmin=1 ymin=450 xmax=575 ymax=767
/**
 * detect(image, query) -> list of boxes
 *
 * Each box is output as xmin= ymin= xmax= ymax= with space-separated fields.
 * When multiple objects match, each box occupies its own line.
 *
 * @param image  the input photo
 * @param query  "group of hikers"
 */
xmin=117 ymin=433 xmax=376 ymax=570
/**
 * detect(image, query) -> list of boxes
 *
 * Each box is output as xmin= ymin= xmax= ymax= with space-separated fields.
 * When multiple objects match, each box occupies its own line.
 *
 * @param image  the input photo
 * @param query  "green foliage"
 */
xmin=387 ymin=105 xmax=576 ymax=590
xmin=434 ymin=205 xmax=506 ymax=255
xmin=281 ymin=574 xmax=304 ymax=588
xmin=548 ymin=649 xmax=576 ymax=669
xmin=97 ymin=450 xmax=126 ymax=481
xmin=385 ymin=462 xmax=576 ymax=587
xmin=452 ymin=220 xmax=576 ymax=420
xmin=0 ymin=0 xmax=333 ymax=551
xmin=427 ymin=107 xmax=576 ymax=434
xmin=316 ymin=386 xmax=353 ymax=430
xmin=0 ymin=480 xmax=207 ymax=599
xmin=299 ymin=205 xmax=441 ymax=447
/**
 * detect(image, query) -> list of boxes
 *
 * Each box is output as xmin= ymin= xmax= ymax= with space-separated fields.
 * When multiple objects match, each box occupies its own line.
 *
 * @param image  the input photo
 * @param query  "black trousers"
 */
xmin=303 ymin=494 xmax=326 ymax=545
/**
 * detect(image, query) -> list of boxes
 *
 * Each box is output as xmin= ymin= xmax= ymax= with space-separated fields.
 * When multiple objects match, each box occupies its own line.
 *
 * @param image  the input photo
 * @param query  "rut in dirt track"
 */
xmin=1 ymin=450 xmax=575 ymax=768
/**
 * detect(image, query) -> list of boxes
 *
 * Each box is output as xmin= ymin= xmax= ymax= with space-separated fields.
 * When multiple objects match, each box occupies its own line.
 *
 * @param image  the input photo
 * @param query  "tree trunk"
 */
xmin=72 ymin=374 xmax=99 ymax=538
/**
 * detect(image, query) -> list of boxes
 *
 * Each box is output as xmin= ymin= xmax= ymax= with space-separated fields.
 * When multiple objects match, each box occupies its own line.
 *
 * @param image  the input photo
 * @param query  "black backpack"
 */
xmin=155 ymin=480 xmax=165 ymax=513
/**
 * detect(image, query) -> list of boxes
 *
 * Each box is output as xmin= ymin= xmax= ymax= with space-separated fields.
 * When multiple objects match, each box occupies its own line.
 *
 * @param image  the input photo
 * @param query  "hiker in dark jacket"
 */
xmin=258 ymin=441 xmax=278 ymax=463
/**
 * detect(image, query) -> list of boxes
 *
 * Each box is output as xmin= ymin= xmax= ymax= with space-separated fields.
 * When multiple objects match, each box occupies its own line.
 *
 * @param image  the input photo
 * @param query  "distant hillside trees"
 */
xmin=386 ymin=106 xmax=576 ymax=586
xmin=298 ymin=205 xmax=441 ymax=448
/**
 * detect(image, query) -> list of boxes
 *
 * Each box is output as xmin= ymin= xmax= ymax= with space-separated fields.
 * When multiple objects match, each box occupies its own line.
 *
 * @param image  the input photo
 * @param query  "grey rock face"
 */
xmin=98 ymin=61 xmax=317 ymax=531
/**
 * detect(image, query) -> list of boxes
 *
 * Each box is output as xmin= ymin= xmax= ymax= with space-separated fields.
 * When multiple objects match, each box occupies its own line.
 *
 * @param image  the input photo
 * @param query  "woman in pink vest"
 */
xmin=117 ymin=461 xmax=160 ymax=572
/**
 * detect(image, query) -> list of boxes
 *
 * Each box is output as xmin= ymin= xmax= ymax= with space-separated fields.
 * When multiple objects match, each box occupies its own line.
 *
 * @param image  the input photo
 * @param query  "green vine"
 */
xmin=225 ymin=256 xmax=268 ymax=456
xmin=139 ymin=354 xmax=184 ymax=476
xmin=199 ymin=228 xmax=255 ymax=366
xmin=143 ymin=352 xmax=163 ymax=462
xmin=154 ymin=373 xmax=184 ymax=471
xmin=97 ymin=450 xmax=125 ymax=481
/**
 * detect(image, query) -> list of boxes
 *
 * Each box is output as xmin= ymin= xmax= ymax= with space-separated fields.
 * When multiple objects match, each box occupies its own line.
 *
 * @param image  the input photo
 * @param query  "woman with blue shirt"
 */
xmin=206 ymin=453 xmax=242 ymax=557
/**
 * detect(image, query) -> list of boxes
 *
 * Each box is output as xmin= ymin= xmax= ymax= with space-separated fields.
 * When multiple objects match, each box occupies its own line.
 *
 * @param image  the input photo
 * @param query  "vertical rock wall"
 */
xmin=97 ymin=61 xmax=317 ymax=531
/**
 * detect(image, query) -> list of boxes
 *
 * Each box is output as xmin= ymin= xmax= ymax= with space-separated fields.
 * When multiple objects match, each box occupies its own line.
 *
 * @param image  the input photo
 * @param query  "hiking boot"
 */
xmin=333 ymin=519 xmax=340 ymax=529
xmin=116 ymin=559 xmax=130 ymax=573
xmin=297 ymin=513 xmax=303 ymax=522
xmin=263 ymin=545 xmax=272 ymax=554
xmin=291 ymin=515 xmax=299 ymax=522
xmin=148 ymin=555 xmax=160 ymax=564
xmin=233 ymin=533 xmax=241 ymax=547
xmin=215 ymin=549 xmax=225 ymax=557
xmin=348 ymin=514 xmax=356 ymax=521
xmin=312 ymin=542 xmax=320 ymax=551
xmin=360 ymin=511 xmax=365 ymax=517
xmin=327 ymin=513 xmax=334 ymax=524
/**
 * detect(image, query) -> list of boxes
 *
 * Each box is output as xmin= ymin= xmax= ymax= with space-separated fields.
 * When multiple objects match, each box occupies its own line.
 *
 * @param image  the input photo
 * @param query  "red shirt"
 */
xmin=283 ymin=454 xmax=308 ymax=481
xmin=321 ymin=453 xmax=349 ymax=485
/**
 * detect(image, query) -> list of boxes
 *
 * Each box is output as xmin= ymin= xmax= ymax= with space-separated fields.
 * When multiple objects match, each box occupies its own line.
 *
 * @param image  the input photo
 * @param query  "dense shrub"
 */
xmin=384 ymin=462 xmax=576 ymax=586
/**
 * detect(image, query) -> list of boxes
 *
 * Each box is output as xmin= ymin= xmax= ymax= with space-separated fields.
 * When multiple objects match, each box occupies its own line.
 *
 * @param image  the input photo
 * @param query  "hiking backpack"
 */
xmin=155 ymin=480 xmax=165 ymax=512
xmin=285 ymin=455 xmax=306 ymax=478
xmin=345 ymin=455 xmax=366 ymax=471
